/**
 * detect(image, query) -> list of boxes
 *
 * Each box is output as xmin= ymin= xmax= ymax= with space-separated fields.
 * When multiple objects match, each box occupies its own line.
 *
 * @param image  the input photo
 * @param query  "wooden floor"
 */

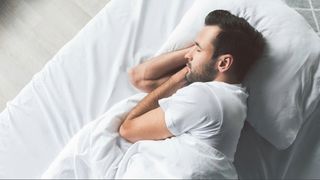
xmin=0 ymin=0 xmax=110 ymax=111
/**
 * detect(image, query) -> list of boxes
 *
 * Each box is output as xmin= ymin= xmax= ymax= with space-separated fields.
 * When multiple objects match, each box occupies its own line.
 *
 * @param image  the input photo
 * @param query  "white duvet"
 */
xmin=41 ymin=93 xmax=237 ymax=179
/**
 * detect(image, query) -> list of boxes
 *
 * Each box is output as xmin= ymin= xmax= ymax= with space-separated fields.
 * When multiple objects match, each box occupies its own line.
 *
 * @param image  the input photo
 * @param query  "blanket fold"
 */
xmin=42 ymin=93 xmax=237 ymax=179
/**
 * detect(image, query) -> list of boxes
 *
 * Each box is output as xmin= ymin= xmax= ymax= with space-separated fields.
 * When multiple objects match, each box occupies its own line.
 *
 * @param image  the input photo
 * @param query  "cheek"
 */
xmin=192 ymin=53 xmax=209 ymax=68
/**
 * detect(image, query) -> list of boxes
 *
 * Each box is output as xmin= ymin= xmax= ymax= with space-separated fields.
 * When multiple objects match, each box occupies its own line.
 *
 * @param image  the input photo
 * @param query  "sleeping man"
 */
xmin=42 ymin=10 xmax=265 ymax=179
xmin=120 ymin=9 xmax=265 ymax=165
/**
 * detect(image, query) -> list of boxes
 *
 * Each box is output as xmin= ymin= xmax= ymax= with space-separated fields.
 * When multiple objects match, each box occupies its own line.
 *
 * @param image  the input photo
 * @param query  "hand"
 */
xmin=171 ymin=66 xmax=188 ymax=86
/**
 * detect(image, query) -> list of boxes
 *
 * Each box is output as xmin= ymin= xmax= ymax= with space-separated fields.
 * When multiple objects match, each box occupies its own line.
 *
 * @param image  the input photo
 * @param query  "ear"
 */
xmin=216 ymin=54 xmax=233 ymax=73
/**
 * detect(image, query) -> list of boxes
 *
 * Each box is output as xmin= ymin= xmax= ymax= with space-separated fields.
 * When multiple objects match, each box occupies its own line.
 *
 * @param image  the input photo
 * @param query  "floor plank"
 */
xmin=0 ymin=0 xmax=110 ymax=111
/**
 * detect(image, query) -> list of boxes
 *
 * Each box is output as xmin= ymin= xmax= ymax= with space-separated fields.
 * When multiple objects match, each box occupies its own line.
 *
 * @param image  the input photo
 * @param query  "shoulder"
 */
xmin=177 ymin=82 xmax=212 ymax=97
xmin=159 ymin=82 xmax=215 ymax=112
xmin=173 ymin=82 xmax=219 ymax=109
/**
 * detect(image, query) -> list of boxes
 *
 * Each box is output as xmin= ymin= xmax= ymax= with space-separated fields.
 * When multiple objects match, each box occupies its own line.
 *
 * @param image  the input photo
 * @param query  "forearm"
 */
xmin=141 ymin=48 xmax=190 ymax=80
xmin=130 ymin=71 xmax=175 ymax=93
xmin=129 ymin=47 xmax=191 ymax=92
xmin=119 ymin=67 xmax=188 ymax=143
xmin=125 ymin=67 xmax=188 ymax=120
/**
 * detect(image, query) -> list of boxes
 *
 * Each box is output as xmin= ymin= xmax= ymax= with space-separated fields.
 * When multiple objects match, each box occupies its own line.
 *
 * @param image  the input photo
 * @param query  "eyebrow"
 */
xmin=194 ymin=41 xmax=203 ymax=50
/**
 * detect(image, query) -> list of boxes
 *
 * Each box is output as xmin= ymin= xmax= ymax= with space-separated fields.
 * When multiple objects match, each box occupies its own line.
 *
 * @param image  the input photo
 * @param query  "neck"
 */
xmin=213 ymin=74 xmax=241 ymax=84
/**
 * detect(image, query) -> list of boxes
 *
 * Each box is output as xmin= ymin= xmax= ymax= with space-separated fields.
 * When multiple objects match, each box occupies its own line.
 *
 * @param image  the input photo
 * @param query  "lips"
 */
xmin=186 ymin=63 xmax=191 ymax=70
xmin=186 ymin=65 xmax=191 ymax=72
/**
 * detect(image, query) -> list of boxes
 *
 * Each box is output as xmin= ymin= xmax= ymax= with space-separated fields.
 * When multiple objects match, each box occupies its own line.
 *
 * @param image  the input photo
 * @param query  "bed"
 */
xmin=0 ymin=0 xmax=319 ymax=178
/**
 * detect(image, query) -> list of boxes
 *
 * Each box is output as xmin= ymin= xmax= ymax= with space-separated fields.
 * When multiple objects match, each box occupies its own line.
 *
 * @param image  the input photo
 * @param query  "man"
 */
xmin=119 ymin=10 xmax=265 ymax=162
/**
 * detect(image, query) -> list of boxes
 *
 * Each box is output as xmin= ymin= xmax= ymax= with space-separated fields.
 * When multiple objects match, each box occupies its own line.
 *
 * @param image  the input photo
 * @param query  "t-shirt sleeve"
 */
xmin=158 ymin=83 xmax=221 ymax=136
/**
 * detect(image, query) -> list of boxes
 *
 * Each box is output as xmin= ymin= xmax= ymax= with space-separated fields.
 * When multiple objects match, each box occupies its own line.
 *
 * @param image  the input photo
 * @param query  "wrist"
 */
xmin=172 ymin=67 xmax=188 ymax=86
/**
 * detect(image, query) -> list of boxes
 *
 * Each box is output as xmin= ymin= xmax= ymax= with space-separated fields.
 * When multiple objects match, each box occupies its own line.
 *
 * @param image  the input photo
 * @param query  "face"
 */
xmin=184 ymin=25 xmax=221 ymax=83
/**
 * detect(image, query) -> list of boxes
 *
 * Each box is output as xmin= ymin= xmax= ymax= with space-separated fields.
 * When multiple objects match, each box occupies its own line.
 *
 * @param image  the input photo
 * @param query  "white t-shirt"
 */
xmin=159 ymin=81 xmax=248 ymax=162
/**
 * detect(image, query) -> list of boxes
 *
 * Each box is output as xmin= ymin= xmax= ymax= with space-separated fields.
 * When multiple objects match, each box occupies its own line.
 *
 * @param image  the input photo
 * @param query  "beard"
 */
xmin=185 ymin=60 xmax=218 ymax=83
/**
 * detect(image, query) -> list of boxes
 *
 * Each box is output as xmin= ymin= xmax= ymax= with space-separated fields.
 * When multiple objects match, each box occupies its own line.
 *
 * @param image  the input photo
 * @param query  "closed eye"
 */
xmin=194 ymin=41 xmax=203 ymax=51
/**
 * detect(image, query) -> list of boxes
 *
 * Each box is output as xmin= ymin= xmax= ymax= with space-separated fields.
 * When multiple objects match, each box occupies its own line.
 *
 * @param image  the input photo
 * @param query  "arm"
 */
xmin=119 ymin=67 xmax=189 ymax=143
xmin=129 ymin=47 xmax=192 ymax=93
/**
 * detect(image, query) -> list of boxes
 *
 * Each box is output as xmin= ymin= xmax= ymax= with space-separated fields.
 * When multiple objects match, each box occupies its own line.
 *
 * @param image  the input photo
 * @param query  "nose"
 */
xmin=184 ymin=46 xmax=194 ymax=62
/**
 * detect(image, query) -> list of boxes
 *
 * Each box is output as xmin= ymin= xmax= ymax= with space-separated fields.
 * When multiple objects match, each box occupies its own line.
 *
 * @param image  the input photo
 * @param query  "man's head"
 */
xmin=185 ymin=10 xmax=265 ymax=84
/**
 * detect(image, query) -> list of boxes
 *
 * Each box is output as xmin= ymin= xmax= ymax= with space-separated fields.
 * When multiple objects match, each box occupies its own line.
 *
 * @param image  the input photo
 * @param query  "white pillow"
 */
xmin=156 ymin=0 xmax=320 ymax=149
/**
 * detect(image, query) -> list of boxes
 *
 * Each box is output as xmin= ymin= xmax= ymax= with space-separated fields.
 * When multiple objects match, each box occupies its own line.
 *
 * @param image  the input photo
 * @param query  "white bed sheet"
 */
xmin=0 ymin=0 xmax=194 ymax=178
xmin=1 ymin=0 xmax=320 ymax=179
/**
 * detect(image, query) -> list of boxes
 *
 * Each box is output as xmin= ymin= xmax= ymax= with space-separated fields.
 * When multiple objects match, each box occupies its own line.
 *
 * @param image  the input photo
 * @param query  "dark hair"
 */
xmin=205 ymin=10 xmax=265 ymax=81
